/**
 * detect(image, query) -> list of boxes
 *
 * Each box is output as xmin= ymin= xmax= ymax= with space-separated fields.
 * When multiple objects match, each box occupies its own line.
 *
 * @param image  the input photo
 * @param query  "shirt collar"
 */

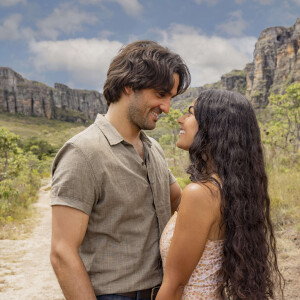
xmin=94 ymin=114 xmax=124 ymax=146
xmin=94 ymin=114 xmax=152 ymax=147
xmin=139 ymin=130 xmax=152 ymax=147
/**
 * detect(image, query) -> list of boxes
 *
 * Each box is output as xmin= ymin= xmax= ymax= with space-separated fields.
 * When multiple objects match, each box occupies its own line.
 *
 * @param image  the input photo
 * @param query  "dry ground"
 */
xmin=0 ymin=181 xmax=299 ymax=300
xmin=0 ymin=180 xmax=64 ymax=299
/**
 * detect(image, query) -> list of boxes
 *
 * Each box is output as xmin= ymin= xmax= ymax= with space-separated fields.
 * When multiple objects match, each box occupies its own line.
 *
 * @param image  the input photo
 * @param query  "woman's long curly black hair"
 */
xmin=187 ymin=89 xmax=284 ymax=299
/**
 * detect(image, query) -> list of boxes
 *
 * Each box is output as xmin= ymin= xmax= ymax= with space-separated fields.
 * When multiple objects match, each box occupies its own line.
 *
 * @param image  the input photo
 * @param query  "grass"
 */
xmin=0 ymin=205 xmax=39 ymax=239
xmin=266 ymin=151 xmax=300 ymax=232
xmin=0 ymin=112 xmax=88 ymax=147
xmin=0 ymin=113 xmax=89 ymax=239
xmin=0 ymin=112 xmax=299 ymax=239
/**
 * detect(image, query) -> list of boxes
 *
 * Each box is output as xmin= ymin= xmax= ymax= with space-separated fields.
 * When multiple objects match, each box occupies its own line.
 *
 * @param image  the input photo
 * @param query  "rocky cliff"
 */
xmin=204 ymin=18 xmax=300 ymax=107
xmin=0 ymin=67 xmax=107 ymax=122
xmin=1 ymin=18 xmax=300 ymax=120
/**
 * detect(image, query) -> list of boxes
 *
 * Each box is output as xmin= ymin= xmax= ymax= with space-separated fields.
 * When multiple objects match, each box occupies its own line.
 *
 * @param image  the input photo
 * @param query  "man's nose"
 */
xmin=159 ymin=98 xmax=171 ymax=114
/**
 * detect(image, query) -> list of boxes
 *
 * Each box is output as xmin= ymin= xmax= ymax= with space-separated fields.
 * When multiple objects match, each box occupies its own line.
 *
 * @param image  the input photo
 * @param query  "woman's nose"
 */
xmin=178 ymin=115 xmax=185 ymax=124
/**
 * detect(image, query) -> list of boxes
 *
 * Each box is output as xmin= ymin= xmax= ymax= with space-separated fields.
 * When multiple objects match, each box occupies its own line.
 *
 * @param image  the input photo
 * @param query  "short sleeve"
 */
xmin=51 ymin=142 xmax=97 ymax=215
xmin=168 ymin=168 xmax=176 ymax=185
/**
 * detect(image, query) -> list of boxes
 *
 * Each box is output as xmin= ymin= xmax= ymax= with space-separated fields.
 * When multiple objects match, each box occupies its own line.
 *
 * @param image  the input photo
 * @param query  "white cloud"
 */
xmin=155 ymin=23 xmax=256 ymax=87
xmin=78 ymin=0 xmax=143 ymax=17
xmin=29 ymin=38 xmax=123 ymax=89
xmin=227 ymin=37 xmax=256 ymax=61
xmin=0 ymin=0 xmax=26 ymax=6
xmin=216 ymin=10 xmax=247 ymax=36
xmin=98 ymin=30 xmax=114 ymax=39
xmin=113 ymin=0 xmax=143 ymax=17
xmin=37 ymin=3 xmax=98 ymax=40
xmin=0 ymin=14 xmax=34 ymax=41
xmin=193 ymin=0 xmax=218 ymax=5
xmin=254 ymin=0 xmax=275 ymax=5
xmin=28 ymin=22 xmax=257 ymax=90
xmin=235 ymin=0 xmax=246 ymax=4
xmin=0 ymin=14 xmax=22 ymax=40
xmin=290 ymin=0 xmax=300 ymax=5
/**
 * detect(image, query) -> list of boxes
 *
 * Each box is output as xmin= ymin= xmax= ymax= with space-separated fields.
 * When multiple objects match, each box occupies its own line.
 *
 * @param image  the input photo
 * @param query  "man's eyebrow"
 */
xmin=156 ymin=89 xmax=174 ymax=97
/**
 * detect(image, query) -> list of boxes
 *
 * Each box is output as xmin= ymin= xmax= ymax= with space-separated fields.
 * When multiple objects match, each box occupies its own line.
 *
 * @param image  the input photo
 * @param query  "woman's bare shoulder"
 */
xmin=180 ymin=182 xmax=221 ymax=213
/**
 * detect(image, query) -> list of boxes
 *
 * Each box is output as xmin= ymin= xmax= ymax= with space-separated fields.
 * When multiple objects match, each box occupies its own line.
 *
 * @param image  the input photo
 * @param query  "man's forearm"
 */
xmin=51 ymin=250 xmax=97 ymax=300
xmin=170 ymin=182 xmax=182 ymax=214
xmin=171 ymin=195 xmax=181 ymax=214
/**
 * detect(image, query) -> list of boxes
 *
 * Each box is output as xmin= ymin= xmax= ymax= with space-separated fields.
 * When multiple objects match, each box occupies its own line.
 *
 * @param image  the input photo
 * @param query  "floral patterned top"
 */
xmin=160 ymin=211 xmax=224 ymax=300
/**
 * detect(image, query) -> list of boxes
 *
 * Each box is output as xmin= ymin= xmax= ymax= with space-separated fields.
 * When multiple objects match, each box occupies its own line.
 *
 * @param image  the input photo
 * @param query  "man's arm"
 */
xmin=50 ymin=205 xmax=97 ymax=300
xmin=170 ymin=181 xmax=182 ymax=214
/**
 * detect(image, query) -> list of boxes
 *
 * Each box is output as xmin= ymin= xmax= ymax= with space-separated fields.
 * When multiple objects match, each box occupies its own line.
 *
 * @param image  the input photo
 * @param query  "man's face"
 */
xmin=127 ymin=73 xmax=180 ymax=130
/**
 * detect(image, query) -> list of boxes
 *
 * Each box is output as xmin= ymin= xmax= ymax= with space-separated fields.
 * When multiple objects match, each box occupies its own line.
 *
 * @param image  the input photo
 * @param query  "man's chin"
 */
xmin=143 ymin=123 xmax=156 ymax=131
xmin=141 ymin=120 xmax=157 ymax=131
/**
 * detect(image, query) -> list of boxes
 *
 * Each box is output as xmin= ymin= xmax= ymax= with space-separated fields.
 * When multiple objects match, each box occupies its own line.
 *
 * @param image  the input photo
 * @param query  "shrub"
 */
xmin=22 ymin=137 xmax=57 ymax=160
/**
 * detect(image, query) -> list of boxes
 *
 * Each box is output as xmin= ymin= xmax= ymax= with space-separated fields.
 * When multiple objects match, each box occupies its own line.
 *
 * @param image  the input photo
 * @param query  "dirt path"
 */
xmin=0 ymin=181 xmax=299 ymax=299
xmin=0 ymin=180 xmax=64 ymax=300
xmin=276 ymin=227 xmax=300 ymax=299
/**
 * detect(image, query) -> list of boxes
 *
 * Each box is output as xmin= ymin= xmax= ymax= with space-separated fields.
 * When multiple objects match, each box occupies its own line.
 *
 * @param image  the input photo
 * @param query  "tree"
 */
xmin=0 ymin=127 xmax=21 ymax=182
xmin=0 ymin=128 xmax=42 ymax=218
xmin=22 ymin=137 xmax=57 ymax=160
xmin=263 ymin=83 xmax=300 ymax=153
xmin=159 ymin=108 xmax=182 ymax=165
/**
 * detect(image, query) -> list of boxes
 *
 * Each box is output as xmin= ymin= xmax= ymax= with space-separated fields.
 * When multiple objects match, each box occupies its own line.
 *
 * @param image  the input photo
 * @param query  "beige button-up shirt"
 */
xmin=51 ymin=114 xmax=176 ymax=295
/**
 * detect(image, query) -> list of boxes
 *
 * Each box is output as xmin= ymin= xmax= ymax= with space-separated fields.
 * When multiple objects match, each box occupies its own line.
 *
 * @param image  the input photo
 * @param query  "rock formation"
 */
xmin=246 ymin=18 xmax=300 ymax=106
xmin=203 ymin=18 xmax=300 ymax=108
xmin=0 ymin=18 xmax=300 ymax=120
xmin=0 ymin=67 xmax=107 ymax=122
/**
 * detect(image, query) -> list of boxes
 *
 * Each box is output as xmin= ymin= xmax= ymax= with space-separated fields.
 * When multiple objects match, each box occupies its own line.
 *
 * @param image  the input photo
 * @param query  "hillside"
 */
xmin=0 ymin=68 xmax=107 ymax=122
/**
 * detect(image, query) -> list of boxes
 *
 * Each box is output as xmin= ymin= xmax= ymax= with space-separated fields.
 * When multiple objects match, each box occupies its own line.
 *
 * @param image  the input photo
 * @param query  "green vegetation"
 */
xmin=260 ymin=83 xmax=300 ymax=230
xmin=159 ymin=108 xmax=182 ymax=166
xmin=0 ymin=82 xmax=299 ymax=238
xmin=55 ymin=107 xmax=91 ymax=123
xmin=155 ymin=84 xmax=300 ymax=231
xmin=0 ymin=114 xmax=87 ymax=236
xmin=0 ymin=113 xmax=86 ymax=147
xmin=0 ymin=127 xmax=42 ymax=227
xmin=22 ymin=137 xmax=57 ymax=160
xmin=221 ymin=69 xmax=246 ymax=78
xmin=147 ymin=107 xmax=190 ymax=188
xmin=262 ymin=83 xmax=299 ymax=154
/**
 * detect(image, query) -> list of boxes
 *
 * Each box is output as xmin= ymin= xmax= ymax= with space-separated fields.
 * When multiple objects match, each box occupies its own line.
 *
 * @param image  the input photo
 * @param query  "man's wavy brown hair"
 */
xmin=187 ymin=89 xmax=284 ymax=299
xmin=103 ymin=40 xmax=191 ymax=105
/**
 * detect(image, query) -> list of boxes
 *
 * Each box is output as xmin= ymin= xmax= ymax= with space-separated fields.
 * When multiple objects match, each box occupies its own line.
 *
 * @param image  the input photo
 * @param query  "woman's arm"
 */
xmin=156 ymin=182 xmax=219 ymax=300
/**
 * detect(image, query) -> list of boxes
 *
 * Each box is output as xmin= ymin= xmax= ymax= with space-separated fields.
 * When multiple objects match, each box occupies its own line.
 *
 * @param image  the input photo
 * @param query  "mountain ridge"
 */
xmin=173 ymin=18 xmax=300 ymax=108
xmin=1 ymin=18 xmax=300 ymax=121
xmin=0 ymin=67 xmax=107 ymax=122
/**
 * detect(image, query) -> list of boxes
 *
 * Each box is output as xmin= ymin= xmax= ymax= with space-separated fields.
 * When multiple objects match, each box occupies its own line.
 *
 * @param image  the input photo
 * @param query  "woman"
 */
xmin=157 ymin=90 xmax=284 ymax=300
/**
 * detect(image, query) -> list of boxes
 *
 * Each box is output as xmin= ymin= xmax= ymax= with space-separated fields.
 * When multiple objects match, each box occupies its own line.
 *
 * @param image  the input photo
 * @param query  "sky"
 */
xmin=0 ymin=0 xmax=299 ymax=92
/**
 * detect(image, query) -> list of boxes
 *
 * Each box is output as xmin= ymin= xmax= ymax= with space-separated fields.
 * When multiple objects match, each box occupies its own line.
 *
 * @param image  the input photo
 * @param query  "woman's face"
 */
xmin=177 ymin=99 xmax=198 ymax=151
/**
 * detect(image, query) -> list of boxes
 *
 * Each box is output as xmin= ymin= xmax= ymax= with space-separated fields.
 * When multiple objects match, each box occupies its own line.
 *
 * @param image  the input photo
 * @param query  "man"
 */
xmin=50 ymin=40 xmax=191 ymax=300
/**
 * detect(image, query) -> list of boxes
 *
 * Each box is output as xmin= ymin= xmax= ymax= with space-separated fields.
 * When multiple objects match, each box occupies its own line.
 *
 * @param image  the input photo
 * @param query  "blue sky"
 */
xmin=0 ymin=0 xmax=299 ymax=91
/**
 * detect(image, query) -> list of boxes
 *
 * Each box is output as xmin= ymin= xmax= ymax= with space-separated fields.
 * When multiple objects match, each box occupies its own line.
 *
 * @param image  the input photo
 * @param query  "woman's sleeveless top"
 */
xmin=160 ymin=211 xmax=224 ymax=299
